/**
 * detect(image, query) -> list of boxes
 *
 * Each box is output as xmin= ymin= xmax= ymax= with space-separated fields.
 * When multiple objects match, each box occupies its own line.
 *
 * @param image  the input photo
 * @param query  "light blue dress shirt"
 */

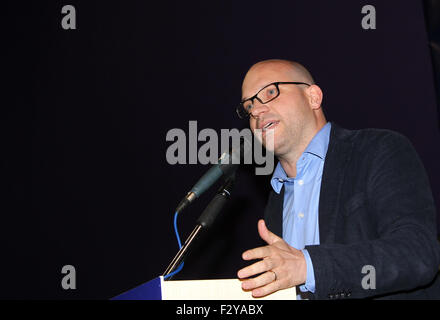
xmin=270 ymin=122 xmax=331 ymax=299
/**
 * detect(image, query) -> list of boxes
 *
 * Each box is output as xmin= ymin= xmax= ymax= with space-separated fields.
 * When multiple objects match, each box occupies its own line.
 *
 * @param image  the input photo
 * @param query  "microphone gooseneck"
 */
xmin=163 ymin=175 xmax=235 ymax=279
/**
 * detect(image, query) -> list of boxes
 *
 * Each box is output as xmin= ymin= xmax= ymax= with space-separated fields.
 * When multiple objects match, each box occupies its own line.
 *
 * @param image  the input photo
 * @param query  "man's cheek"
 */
xmin=253 ymin=128 xmax=264 ymax=145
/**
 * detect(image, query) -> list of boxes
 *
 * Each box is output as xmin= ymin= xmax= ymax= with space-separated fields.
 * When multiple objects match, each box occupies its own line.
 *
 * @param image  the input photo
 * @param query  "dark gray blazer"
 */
xmin=264 ymin=122 xmax=440 ymax=299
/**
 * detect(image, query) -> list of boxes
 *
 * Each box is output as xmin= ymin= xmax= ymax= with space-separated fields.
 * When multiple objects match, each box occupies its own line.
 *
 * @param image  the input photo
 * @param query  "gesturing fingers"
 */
xmin=241 ymin=245 xmax=272 ymax=261
xmin=236 ymin=220 xmax=307 ymax=297
xmin=249 ymin=277 xmax=282 ymax=298
xmin=237 ymin=257 xmax=273 ymax=279
xmin=241 ymin=270 xmax=279 ymax=292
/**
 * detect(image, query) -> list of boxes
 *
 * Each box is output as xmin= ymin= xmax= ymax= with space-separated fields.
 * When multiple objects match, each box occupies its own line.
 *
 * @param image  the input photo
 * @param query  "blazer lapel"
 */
xmin=318 ymin=123 xmax=354 ymax=244
xmin=264 ymin=186 xmax=284 ymax=238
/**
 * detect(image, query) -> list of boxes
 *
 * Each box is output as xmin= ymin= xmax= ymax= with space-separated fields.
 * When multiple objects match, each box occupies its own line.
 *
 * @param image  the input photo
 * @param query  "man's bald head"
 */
xmin=242 ymin=59 xmax=315 ymax=92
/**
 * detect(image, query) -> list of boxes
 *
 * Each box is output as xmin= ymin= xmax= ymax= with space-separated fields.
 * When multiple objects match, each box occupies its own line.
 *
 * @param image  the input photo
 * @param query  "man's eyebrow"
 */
xmin=241 ymin=89 xmax=255 ymax=102
xmin=241 ymin=95 xmax=251 ymax=103
xmin=241 ymin=92 xmax=254 ymax=102
xmin=241 ymin=82 xmax=269 ymax=102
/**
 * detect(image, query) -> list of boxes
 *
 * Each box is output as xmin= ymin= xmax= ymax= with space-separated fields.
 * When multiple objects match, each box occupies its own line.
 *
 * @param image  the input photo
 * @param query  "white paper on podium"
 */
xmin=160 ymin=277 xmax=296 ymax=300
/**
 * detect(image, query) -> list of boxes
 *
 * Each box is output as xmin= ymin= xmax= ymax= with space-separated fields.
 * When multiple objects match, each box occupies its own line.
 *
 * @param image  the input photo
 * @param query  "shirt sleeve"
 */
xmin=299 ymin=249 xmax=316 ymax=293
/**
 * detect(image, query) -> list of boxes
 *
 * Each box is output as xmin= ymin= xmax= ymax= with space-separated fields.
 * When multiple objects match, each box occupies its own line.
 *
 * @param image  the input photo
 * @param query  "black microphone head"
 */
xmin=218 ymin=173 xmax=235 ymax=195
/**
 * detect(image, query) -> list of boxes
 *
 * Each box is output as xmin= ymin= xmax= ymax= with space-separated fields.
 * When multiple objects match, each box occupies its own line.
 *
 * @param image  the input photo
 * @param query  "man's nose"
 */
xmin=250 ymin=100 xmax=269 ymax=119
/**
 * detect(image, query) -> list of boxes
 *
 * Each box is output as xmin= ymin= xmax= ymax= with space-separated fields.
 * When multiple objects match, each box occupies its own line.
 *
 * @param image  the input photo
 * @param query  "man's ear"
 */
xmin=307 ymin=84 xmax=323 ymax=110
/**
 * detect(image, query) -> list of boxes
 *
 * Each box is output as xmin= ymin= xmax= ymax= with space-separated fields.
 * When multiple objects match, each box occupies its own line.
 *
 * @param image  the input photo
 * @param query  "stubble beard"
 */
xmin=272 ymin=120 xmax=307 ymax=162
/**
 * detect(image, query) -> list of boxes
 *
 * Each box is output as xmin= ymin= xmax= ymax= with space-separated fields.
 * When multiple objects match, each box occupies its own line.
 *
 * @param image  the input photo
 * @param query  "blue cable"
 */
xmin=163 ymin=211 xmax=184 ymax=279
xmin=173 ymin=210 xmax=183 ymax=248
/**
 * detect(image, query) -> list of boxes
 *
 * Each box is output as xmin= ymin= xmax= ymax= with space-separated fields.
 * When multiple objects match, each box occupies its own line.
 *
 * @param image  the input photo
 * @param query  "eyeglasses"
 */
xmin=236 ymin=81 xmax=311 ymax=119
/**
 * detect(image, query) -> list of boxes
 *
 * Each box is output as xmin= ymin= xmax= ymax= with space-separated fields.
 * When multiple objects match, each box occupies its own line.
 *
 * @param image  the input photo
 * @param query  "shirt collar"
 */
xmin=303 ymin=122 xmax=331 ymax=160
xmin=271 ymin=162 xmax=289 ymax=193
xmin=270 ymin=122 xmax=332 ymax=194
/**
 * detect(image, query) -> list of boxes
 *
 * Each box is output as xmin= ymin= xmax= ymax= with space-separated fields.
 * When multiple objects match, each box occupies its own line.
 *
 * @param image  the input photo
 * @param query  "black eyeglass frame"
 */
xmin=236 ymin=81 xmax=311 ymax=119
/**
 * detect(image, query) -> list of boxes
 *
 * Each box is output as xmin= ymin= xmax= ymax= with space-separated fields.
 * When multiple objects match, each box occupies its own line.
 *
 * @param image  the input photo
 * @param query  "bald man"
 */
xmin=236 ymin=59 xmax=440 ymax=299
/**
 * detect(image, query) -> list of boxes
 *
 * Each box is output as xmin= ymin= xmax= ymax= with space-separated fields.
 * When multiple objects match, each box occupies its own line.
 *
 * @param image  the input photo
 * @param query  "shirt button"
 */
xmin=298 ymin=212 xmax=304 ymax=218
xmin=298 ymin=180 xmax=304 ymax=185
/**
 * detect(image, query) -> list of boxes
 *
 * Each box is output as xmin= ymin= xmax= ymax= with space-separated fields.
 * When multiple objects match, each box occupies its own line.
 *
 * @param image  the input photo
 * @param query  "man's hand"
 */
xmin=237 ymin=219 xmax=307 ymax=297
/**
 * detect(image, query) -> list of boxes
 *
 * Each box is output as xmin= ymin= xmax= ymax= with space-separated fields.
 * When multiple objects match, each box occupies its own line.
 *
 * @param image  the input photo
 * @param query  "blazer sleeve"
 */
xmin=305 ymin=132 xmax=440 ymax=299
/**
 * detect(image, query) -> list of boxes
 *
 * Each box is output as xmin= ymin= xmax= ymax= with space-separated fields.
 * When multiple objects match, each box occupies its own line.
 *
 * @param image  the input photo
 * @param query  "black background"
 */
xmin=2 ymin=0 xmax=439 ymax=299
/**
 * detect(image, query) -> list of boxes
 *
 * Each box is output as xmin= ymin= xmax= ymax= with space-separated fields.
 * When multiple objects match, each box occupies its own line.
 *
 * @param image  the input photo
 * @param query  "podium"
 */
xmin=112 ymin=276 xmax=296 ymax=300
xmin=112 ymin=175 xmax=297 ymax=300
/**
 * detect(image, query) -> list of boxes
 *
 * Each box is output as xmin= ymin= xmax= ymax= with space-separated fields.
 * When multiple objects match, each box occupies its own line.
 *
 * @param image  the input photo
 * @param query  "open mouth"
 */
xmin=262 ymin=121 xmax=279 ymax=131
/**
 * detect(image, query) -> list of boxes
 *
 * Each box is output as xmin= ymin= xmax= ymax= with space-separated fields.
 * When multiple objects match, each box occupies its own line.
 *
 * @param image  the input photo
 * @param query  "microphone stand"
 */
xmin=162 ymin=175 xmax=235 ymax=279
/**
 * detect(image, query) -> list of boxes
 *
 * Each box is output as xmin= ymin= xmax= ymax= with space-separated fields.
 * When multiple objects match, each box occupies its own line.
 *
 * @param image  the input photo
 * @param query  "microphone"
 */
xmin=175 ymin=137 xmax=251 ymax=213
xmin=196 ymin=174 xmax=235 ymax=229
xmin=163 ymin=175 xmax=235 ymax=277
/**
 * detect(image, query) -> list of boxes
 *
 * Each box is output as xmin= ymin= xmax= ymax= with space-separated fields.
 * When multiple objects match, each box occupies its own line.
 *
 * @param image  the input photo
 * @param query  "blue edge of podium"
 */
xmin=111 ymin=277 xmax=162 ymax=300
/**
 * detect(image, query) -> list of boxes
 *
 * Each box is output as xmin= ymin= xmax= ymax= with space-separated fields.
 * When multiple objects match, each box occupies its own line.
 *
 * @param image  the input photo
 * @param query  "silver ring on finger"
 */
xmin=269 ymin=270 xmax=277 ymax=282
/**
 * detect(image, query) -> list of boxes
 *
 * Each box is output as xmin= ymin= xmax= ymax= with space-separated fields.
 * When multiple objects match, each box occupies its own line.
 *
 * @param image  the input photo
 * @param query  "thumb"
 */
xmin=258 ymin=219 xmax=282 ymax=245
